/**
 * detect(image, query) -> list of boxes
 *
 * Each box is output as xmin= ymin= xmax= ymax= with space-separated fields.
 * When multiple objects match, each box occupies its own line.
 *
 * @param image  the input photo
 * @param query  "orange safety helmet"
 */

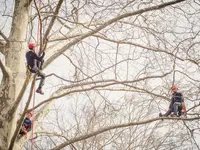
xmin=171 ymin=85 xmax=178 ymax=91
xmin=28 ymin=43 xmax=36 ymax=49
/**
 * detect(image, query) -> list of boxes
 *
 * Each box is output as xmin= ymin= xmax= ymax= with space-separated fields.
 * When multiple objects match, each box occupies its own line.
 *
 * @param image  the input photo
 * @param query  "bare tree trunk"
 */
xmin=0 ymin=0 xmax=30 ymax=149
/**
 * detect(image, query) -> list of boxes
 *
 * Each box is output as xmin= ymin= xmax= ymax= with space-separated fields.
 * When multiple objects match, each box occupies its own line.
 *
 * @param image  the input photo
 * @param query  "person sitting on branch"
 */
xmin=26 ymin=43 xmax=46 ymax=95
xmin=159 ymin=85 xmax=187 ymax=118
xmin=19 ymin=112 xmax=33 ymax=138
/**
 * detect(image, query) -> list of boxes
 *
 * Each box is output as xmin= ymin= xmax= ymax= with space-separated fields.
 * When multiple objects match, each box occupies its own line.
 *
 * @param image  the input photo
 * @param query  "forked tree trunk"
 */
xmin=0 ymin=0 xmax=30 ymax=149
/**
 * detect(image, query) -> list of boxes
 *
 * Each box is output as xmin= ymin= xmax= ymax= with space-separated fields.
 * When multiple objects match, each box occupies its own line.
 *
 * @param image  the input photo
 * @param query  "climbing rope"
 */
xmin=31 ymin=78 xmax=36 ymax=150
xmin=31 ymin=0 xmax=42 ymax=149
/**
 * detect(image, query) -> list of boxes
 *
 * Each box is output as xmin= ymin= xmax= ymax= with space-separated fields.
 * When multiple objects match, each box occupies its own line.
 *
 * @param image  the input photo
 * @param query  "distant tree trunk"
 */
xmin=0 ymin=0 xmax=30 ymax=149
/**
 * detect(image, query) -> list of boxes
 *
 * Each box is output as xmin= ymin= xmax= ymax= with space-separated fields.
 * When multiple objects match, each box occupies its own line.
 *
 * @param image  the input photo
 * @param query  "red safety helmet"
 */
xmin=171 ymin=85 xmax=178 ymax=91
xmin=28 ymin=43 xmax=36 ymax=49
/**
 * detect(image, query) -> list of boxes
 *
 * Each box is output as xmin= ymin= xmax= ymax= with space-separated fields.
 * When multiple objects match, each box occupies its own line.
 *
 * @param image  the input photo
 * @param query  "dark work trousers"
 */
xmin=163 ymin=102 xmax=182 ymax=117
xmin=29 ymin=68 xmax=46 ymax=88
xmin=173 ymin=102 xmax=181 ymax=115
xmin=37 ymin=70 xmax=45 ymax=88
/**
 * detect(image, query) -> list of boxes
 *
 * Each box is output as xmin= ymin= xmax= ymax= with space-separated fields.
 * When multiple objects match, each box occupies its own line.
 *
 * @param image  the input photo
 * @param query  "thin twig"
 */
xmin=62 ymin=53 xmax=90 ymax=79
xmin=36 ymin=73 xmax=75 ymax=83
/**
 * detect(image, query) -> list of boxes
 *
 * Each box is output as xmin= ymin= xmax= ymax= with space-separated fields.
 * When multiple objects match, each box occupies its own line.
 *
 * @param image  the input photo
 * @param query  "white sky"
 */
xmin=1 ymin=0 xmax=200 ymax=149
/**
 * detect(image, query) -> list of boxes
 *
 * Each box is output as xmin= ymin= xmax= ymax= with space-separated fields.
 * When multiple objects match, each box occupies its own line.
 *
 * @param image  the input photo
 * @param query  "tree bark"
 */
xmin=0 ymin=0 xmax=30 ymax=149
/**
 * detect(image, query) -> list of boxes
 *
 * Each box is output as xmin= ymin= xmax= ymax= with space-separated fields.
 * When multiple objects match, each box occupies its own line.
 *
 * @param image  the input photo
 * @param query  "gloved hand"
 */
xmin=39 ymin=60 xmax=44 ymax=70
xmin=184 ymin=112 xmax=187 ymax=119
xmin=41 ymin=51 xmax=45 ymax=57
xmin=182 ymin=110 xmax=187 ymax=119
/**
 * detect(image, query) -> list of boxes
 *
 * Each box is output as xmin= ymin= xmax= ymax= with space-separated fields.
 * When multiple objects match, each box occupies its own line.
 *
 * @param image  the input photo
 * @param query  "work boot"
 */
xmin=159 ymin=113 xmax=164 ymax=121
xmin=170 ymin=112 xmax=178 ymax=117
xmin=36 ymin=88 xmax=44 ymax=95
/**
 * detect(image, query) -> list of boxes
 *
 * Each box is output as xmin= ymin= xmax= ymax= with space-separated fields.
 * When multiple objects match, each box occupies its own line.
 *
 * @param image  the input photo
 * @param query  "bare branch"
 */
xmin=96 ymin=86 xmax=170 ymax=101
xmin=0 ymin=58 xmax=9 ymax=77
xmin=52 ymin=116 xmax=200 ymax=150
xmin=93 ymin=34 xmax=184 ymax=61
xmin=36 ymin=73 xmax=75 ymax=83
xmin=0 ymin=30 xmax=9 ymax=43
xmin=42 ymin=0 xmax=64 ymax=51
xmin=175 ymin=70 xmax=200 ymax=83
xmin=36 ymin=131 xmax=78 ymax=150
xmin=9 ymin=76 xmax=36 ymax=150
xmin=24 ymin=0 xmax=33 ymax=7
xmin=62 ymin=53 xmax=90 ymax=80
xmin=33 ymin=0 xmax=43 ymax=52
xmin=0 ymin=40 xmax=6 ymax=54
xmin=77 ymin=59 xmax=133 ymax=82
xmin=187 ymin=101 xmax=200 ymax=112
xmin=28 ymin=71 xmax=171 ymax=112
xmin=43 ymin=0 xmax=186 ymax=69
xmin=48 ymin=33 xmax=82 ymax=42
xmin=183 ymin=122 xmax=200 ymax=150
xmin=9 ymin=74 xmax=32 ymax=116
